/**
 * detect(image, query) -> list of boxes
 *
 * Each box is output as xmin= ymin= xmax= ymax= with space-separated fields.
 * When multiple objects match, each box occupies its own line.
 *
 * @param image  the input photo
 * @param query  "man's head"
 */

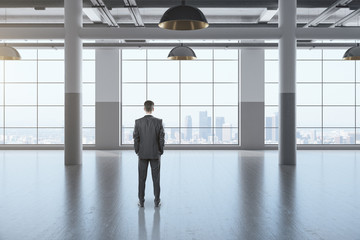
xmin=144 ymin=100 xmax=154 ymax=114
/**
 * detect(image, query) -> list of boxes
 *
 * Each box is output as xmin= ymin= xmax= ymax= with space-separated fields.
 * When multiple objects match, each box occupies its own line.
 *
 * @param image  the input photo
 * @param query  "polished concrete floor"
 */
xmin=0 ymin=150 xmax=360 ymax=240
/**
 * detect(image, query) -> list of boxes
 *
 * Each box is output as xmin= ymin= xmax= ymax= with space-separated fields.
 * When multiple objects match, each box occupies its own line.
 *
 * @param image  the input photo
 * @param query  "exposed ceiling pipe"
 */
xmin=123 ymin=0 xmax=144 ymax=27
xmin=303 ymin=0 xmax=353 ymax=28
xmin=329 ymin=8 xmax=360 ymax=27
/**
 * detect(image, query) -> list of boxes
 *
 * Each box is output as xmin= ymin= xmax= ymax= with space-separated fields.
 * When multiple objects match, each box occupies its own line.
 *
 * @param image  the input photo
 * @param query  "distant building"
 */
xmin=222 ymin=123 xmax=232 ymax=142
xmin=199 ymin=111 xmax=211 ymax=140
xmin=185 ymin=115 xmax=192 ymax=141
xmin=215 ymin=117 xmax=225 ymax=141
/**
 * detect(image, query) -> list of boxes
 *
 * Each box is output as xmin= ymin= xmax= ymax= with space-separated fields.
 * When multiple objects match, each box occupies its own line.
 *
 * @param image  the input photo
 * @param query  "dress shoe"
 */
xmin=138 ymin=201 xmax=144 ymax=207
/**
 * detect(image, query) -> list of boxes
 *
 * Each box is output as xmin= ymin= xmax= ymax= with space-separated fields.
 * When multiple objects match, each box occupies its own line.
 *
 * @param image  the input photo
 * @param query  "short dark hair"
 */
xmin=144 ymin=100 xmax=154 ymax=112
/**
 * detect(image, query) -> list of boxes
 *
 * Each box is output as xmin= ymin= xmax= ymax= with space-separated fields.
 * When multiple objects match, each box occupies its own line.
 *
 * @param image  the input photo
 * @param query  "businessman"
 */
xmin=133 ymin=100 xmax=165 ymax=207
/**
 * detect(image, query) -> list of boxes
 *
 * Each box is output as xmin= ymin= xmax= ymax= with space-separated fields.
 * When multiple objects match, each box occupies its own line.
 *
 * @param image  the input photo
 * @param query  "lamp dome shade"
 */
xmin=159 ymin=5 xmax=209 ymax=30
xmin=343 ymin=46 xmax=360 ymax=60
xmin=0 ymin=46 xmax=21 ymax=60
xmin=168 ymin=45 xmax=197 ymax=60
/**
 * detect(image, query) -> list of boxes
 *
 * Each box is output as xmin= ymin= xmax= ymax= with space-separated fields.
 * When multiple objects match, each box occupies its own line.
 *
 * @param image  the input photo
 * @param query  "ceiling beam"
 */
xmin=89 ymin=0 xmax=119 ymax=27
xmin=329 ymin=8 xmax=360 ymax=27
xmin=257 ymin=8 xmax=278 ymax=23
xmin=303 ymin=0 xmax=353 ymax=28
xmin=123 ymin=0 xmax=144 ymax=27
xmin=1 ymin=26 xmax=360 ymax=40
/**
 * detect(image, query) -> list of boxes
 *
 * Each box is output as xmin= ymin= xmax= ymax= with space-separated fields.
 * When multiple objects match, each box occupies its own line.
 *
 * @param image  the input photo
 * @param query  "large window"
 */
xmin=121 ymin=49 xmax=239 ymax=145
xmin=265 ymin=49 xmax=359 ymax=144
xmin=0 ymin=49 xmax=95 ymax=144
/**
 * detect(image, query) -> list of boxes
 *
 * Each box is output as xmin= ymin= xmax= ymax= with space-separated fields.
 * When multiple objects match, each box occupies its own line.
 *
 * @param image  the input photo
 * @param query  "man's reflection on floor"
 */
xmin=138 ymin=207 xmax=161 ymax=240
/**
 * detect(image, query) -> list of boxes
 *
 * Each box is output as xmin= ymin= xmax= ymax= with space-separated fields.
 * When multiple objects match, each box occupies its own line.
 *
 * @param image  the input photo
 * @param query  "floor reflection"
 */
xmin=64 ymin=165 xmax=83 ymax=240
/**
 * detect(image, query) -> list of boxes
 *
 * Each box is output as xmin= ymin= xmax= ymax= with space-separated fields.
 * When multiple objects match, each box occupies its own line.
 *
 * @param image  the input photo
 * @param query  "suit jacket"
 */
xmin=133 ymin=115 xmax=165 ymax=159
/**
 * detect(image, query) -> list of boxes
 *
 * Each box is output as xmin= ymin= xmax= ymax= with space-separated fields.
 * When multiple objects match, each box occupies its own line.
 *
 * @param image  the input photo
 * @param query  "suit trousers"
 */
xmin=138 ymin=158 xmax=161 ymax=203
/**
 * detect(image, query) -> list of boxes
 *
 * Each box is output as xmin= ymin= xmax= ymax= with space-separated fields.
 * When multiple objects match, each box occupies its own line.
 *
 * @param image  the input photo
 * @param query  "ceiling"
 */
xmin=1 ymin=0 xmax=360 ymax=27
xmin=0 ymin=0 xmax=360 ymax=8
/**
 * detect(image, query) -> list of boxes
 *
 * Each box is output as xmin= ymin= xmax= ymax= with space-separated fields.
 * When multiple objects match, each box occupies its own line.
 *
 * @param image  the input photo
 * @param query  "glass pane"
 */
xmin=181 ymin=128 xmax=213 ymax=144
xmin=148 ymin=61 xmax=179 ymax=82
xmin=181 ymin=107 xmax=212 ymax=128
xmin=122 ymin=106 xmax=179 ymax=128
xmin=214 ymin=106 xmax=238 ymax=127
xmin=297 ymin=128 xmax=322 ymax=144
xmin=153 ymin=107 xmax=179 ymax=128
xmin=0 ymin=128 xmax=4 ymax=144
xmin=5 ymin=107 xmax=37 ymax=127
xmin=122 ymin=49 xmax=146 ymax=60
xmin=122 ymin=106 xmax=146 ymax=127
xmin=16 ymin=49 xmax=37 ymax=60
xmin=0 ymin=61 xmax=3 ymax=82
xmin=122 ymin=61 xmax=146 ymax=83
xmin=0 ymin=85 xmax=3 ymax=105
xmin=122 ymin=84 xmax=146 ymax=105
xmin=38 ymin=49 xmax=64 ymax=59
xmin=265 ymin=61 xmax=279 ymax=83
xmin=297 ymin=83 xmax=322 ymax=105
xmin=38 ymin=84 xmax=64 ymax=105
xmin=323 ymin=128 xmax=355 ymax=144
xmin=83 ymin=106 xmax=95 ymax=127
xmin=214 ymin=83 xmax=238 ymax=105
xmin=265 ymin=107 xmax=279 ymax=127
xmin=265 ymin=128 xmax=278 ymax=144
xmin=357 ymin=107 xmax=360 ymax=128
xmin=148 ymin=84 xmax=179 ymax=105
xmin=122 ymin=128 xmax=134 ymax=144
xmin=165 ymin=128 xmax=180 ymax=144
xmin=357 ymin=129 xmax=360 ymax=144
xmin=83 ymin=61 xmax=95 ymax=83
xmin=265 ymin=83 xmax=278 ymax=105
xmin=323 ymin=61 xmax=355 ymax=82
xmin=297 ymin=49 xmax=322 ymax=60
xmin=356 ymin=84 xmax=360 ymax=105
xmin=265 ymin=50 xmax=278 ymax=60
xmin=323 ymin=49 xmax=347 ymax=59
xmin=5 ymin=128 xmax=37 ymax=144
xmin=83 ymin=128 xmax=95 ymax=144
xmin=38 ymin=128 xmax=64 ymax=144
xmin=323 ymin=84 xmax=355 ymax=105
xmin=147 ymin=49 xmax=172 ymax=59
xmin=192 ymin=49 xmax=212 ymax=59
xmin=181 ymin=84 xmax=212 ymax=105
xmin=323 ymin=107 xmax=355 ymax=127
xmin=297 ymin=61 xmax=322 ymax=82
xmin=297 ymin=106 xmax=322 ymax=127
xmin=5 ymin=61 xmax=37 ymax=82
xmin=38 ymin=107 xmax=64 ymax=127
xmin=5 ymin=84 xmax=36 ymax=105
xmin=214 ymin=61 xmax=238 ymax=82
xmin=38 ymin=61 xmax=64 ymax=82
xmin=214 ymin=49 xmax=238 ymax=59
xmin=356 ymin=62 xmax=360 ymax=83
xmin=181 ymin=61 xmax=212 ymax=82
xmin=214 ymin=127 xmax=238 ymax=144
xmin=83 ymin=50 xmax=95 ymax=60
xmin=83 ymin=83 xmax=95 ymax=105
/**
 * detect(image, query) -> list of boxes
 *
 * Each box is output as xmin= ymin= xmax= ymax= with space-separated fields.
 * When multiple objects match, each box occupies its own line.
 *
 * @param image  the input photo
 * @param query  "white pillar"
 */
xmin=64 ymin=0 xmax=83 ymax=165
xmin=240 ymin=44 xmax=265 ymax=149
xmin=95 ymin=44 xmax=120 ymax=149
xmin=279 ymin=0 xmax=297 ymax=165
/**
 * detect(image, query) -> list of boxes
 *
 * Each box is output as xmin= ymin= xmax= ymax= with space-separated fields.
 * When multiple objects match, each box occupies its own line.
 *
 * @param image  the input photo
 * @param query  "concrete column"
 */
xmin=279 ymin=0 xmax=297 ymax=165
xmin=240 ymin=46 xmax=265 ymax=149
xmin=64 ymin=0 xmax=83 ymax=165
xmin=95 ymin=46 xmax=120 ymax=149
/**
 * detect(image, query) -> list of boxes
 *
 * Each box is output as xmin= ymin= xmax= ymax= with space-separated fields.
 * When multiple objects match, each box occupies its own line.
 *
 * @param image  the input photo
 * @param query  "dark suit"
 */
xmin=133 ymin=115 xmax=165 ymax=204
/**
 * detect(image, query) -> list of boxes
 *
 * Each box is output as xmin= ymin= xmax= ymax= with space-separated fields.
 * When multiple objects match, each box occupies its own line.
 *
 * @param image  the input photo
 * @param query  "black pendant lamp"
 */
xmin=168 ymin=44 xmax=197 ymax=60
xmin=159 ymin=0 xmax=209 ymax=30
xmin=343 ymin=44 xmax=360 ymax=60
